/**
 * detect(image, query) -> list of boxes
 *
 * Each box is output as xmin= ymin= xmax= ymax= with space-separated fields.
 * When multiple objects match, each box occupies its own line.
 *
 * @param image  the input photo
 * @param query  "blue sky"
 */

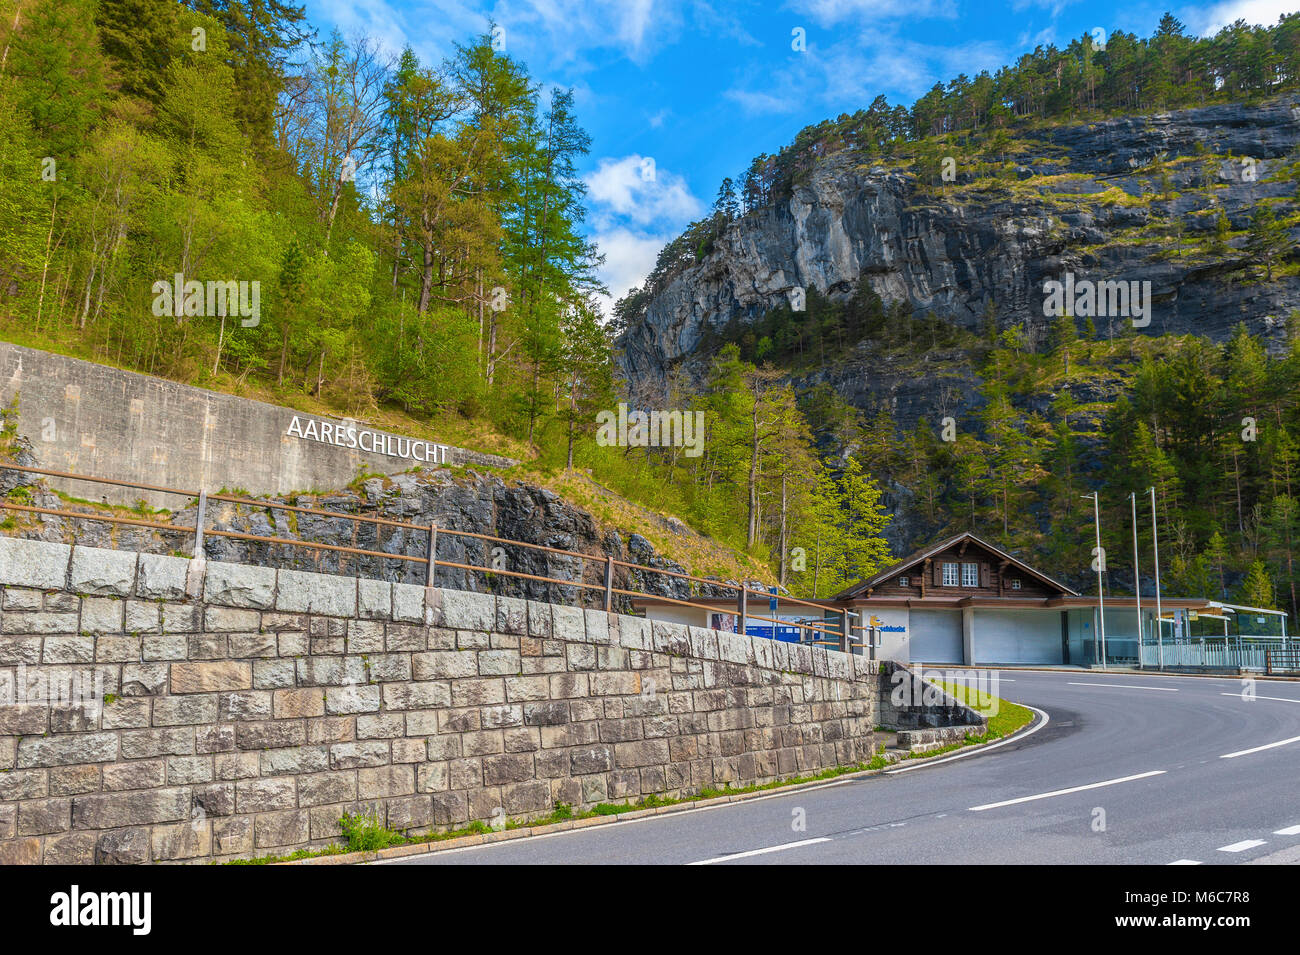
xmin=304 ymin=0 xmax=1297 ymax=311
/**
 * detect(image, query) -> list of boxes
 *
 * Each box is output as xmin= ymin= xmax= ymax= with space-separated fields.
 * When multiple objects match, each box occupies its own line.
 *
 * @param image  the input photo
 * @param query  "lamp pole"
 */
xmin=1131 ymin=492 xmax=1143 ymax=669
xmin=1084 ymin=492 xmax=1106 ymax=669
xmin=1149 ymin=486 xmax=1164 ymax=670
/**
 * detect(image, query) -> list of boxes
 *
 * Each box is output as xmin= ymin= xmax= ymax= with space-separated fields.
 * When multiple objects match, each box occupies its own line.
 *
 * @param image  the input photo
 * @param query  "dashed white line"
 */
xmin=688 ymin=837 xmax=831 ymax=865
xmin=1068 ymin=682 xmax=1178 ymax=692
xmin=1274 ymin=824 xmax=1300 ymax=835
xmin=1218 ymin=839 xmax=1266 ymax=853
xmin=968 ymin=770 xmax=1166 ymax=811
xmin=1220 ymin=734 xmax=1300 ymax=759
xmin=1168 ymin=859 xmax=1203 ymax=865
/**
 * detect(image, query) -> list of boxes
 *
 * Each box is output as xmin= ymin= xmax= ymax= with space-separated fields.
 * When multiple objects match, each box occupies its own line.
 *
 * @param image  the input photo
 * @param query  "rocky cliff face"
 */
xmin=617 ymin=98 xmax=1300 ymax=395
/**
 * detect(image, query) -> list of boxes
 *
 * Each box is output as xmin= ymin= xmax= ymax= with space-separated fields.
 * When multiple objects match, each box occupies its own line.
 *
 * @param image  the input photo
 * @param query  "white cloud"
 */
xmin=589 ymin=227 xmax=678 ymax=316
xmin=584 ymin=155 xmax=703 ymax=315
xmin=1186 ymin=0 xmax=1295 ymax=33
xmin=724 ymin=31 xmax=1009 ymax=117
xmin=313 ymin=0 xmax=477 ymax=62
xmin=724 ymin=87 xmax=802 ymax=115
xmin=486 ymin=0 xmax=680 ymax=67
xmin=585 ymin=155 xmax=703 ymax=228
xmin=310 ymin=0 xmax=689 ymax=74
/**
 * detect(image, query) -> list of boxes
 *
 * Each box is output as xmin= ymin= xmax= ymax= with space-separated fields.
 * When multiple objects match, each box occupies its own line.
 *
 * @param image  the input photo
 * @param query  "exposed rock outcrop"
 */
xmin=617 ymin=97 xmax=1300 ymax=398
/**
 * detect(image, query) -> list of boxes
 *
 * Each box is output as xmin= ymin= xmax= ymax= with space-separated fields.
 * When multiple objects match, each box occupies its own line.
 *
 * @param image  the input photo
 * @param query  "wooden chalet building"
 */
xmin=631 ymin=532 xmax=1239 ymax=667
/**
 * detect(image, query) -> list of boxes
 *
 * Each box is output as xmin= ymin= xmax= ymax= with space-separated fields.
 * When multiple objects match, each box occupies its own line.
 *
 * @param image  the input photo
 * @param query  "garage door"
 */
xmin=976 ymin=610 xmax=1062 ymax=664
xmin=909 ymin=610 xmax=963 ymax=664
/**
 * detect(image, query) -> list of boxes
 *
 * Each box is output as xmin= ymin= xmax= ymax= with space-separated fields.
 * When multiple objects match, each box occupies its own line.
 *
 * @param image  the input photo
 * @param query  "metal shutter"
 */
xmin=974 ymin=610 xmax=1063 ymax=664
xmin=909 ymin=610 xmax=963 ymax=664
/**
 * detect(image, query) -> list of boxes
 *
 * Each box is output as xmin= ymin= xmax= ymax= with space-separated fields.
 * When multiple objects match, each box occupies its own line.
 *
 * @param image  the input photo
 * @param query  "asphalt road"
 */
xmin=381 ymin=669 xmax=1300 ymax=865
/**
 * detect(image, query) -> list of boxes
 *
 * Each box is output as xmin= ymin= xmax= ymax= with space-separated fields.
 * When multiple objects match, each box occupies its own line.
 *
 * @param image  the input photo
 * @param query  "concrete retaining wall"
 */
xmin=0 ymin=537 xmax=880 ymax=864
xmin=0 ymin=343 xmax=515 ymax=506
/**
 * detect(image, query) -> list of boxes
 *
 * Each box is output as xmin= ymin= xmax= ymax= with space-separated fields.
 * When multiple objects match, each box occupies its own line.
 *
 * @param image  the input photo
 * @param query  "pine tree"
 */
xmin=560 ymin=301 xmax=613 ymax=470
xmin=1247 ymin=203 xmax=1291 ymax=280
xmin=836 ymin=455 xmax=892 ymax=582
xmin=1050 ymin=313 xmax=1076 ymax=374
xmin=95 ymin=0 xmax=177 ymax=104
xmin=187 ymin=0 xmax=312 ymax=154
xmin=1239 ymin=559 xmax=1276 ymax=609
xmin=7 ymin=0 xmax=107 ymax=157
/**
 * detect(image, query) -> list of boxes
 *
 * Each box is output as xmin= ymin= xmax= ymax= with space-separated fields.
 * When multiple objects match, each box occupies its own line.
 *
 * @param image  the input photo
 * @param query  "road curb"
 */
xmin=278 ymin=717 xmax=1040 ymax=866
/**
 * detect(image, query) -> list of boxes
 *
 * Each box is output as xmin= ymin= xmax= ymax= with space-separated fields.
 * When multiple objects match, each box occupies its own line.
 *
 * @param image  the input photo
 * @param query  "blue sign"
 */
xmin=746 ymin=624 xmax=802 ymax=643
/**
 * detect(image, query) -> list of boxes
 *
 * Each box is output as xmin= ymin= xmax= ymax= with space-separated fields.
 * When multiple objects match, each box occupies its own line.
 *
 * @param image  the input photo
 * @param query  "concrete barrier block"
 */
xmin=275 ymin=568 xmax=355 ymax=617
xmin=206 ymin=561 xmax=276 ymax=609
xmin=439 ymin=589 xmax=494 ymax=632
xmin=69 ymin=546 xmax=137 ymax=596
xmin=392 ymin=582 xmax=424 ymax=623
xmin=496 ymin=596 xmax=528 ymax=635
xmin=552 ymin=603 xmax=584 ymax=640
xmin=0 ymin=537 xmax=69 ymax=590
xmin=135 ymin=552 xmax=192 ymax=601
xmin=583 ymin=608 xmax=610 ymax=645
xmin=358 ymin=577 xmax=392 ymax=620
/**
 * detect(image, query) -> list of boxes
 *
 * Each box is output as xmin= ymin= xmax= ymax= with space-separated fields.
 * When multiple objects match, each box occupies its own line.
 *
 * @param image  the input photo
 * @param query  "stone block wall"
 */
xmin=0 ymin=537 xmax=880 ymax=864
xmin=877 ymin=661 xmax=988 ymax=731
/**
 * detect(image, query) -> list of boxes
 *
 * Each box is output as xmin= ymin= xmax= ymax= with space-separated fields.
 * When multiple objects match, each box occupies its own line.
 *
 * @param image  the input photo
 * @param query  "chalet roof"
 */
xmin=832 ymin=531 xmax=1081 ymax=600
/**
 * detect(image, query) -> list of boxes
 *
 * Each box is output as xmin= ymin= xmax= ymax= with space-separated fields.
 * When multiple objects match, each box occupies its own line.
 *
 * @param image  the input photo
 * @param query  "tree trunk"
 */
xmin=747 ymin=401 xmax=761 ymax=549
xmin=778 ymin=472 xmax=788 ymax=586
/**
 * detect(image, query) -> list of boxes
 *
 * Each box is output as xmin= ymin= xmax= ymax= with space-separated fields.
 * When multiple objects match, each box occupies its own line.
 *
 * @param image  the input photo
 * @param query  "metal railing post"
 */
xmin=192 ymin=489 xmax=207 ymax=559
xmin=736 ymin=585 xmax=747 ymax=637
xmin=603 ymin=555 xmax=614 ymax=612
xmin=839 ymin=609 xmax=851 ymax=653
xmin=425 ymin=521 xmax=438 ymax=588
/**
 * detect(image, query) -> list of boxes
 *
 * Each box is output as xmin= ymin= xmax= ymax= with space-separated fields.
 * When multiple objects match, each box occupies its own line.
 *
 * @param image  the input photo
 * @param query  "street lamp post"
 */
xmin=1131 ymin=492 xmax=1143 ymax=669
xmin=1149 ymin=486 xmax=1164 ymax=670
xmin=1083 ymin=492 xmax=1106 ymax=669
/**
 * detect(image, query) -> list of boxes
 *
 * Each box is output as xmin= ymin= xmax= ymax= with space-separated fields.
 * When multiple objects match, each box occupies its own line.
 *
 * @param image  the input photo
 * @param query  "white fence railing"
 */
xmin=1139 ymin=639 xmax=1289 ymax=670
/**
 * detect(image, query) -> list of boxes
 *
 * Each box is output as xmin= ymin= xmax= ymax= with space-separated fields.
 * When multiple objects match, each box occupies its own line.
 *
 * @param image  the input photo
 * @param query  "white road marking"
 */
xmin=1168 ymin=859 xmax=1203 ymax=865
xmin=1221 ymin=692 xmax=1300 ymax=704
xmin=1068 ymin=682 xmax=1178 ymax=692
xmin=968 ymin=770 xmax=1166 ymax=812
xmin=1218 ymin=839 xmax=1266 ymax=853
xmin=1273 ymin=825 xmax=1300 ymax=835
xmin=688 ymin=837 xmax=830 ymax=865
xmin=1220 ymin=734 xmax=1300 ymax=759
xmin=886 ymin=705 xmax=1050 ymax=775
xmin=944 ymin=676 xmax=1015 ymax=682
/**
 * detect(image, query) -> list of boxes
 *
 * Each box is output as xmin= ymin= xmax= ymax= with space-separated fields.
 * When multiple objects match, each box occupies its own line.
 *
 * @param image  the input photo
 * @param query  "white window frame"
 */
xmin=942 ymin=562 xmax=959 ymax=587
xmin=961 ymin=562 xmax=979 ymax=588
xmin=898 ymin=575 xmax=909 ymax=587
xmin=1011 ymin=578 xmax=1021 ymax=590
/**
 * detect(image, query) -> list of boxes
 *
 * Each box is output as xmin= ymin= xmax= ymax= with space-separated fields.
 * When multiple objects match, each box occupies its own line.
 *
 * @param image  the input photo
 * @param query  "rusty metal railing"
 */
xmin=1266 ymin=649 xmax=1300 ymax=675
xmin=0 ymin=461 xmax=860 ymax=649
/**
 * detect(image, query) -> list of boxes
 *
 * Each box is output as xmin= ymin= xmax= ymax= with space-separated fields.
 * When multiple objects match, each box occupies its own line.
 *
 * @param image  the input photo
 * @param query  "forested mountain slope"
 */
xmin=613 ymin=15 xmax=1300 ymax=618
